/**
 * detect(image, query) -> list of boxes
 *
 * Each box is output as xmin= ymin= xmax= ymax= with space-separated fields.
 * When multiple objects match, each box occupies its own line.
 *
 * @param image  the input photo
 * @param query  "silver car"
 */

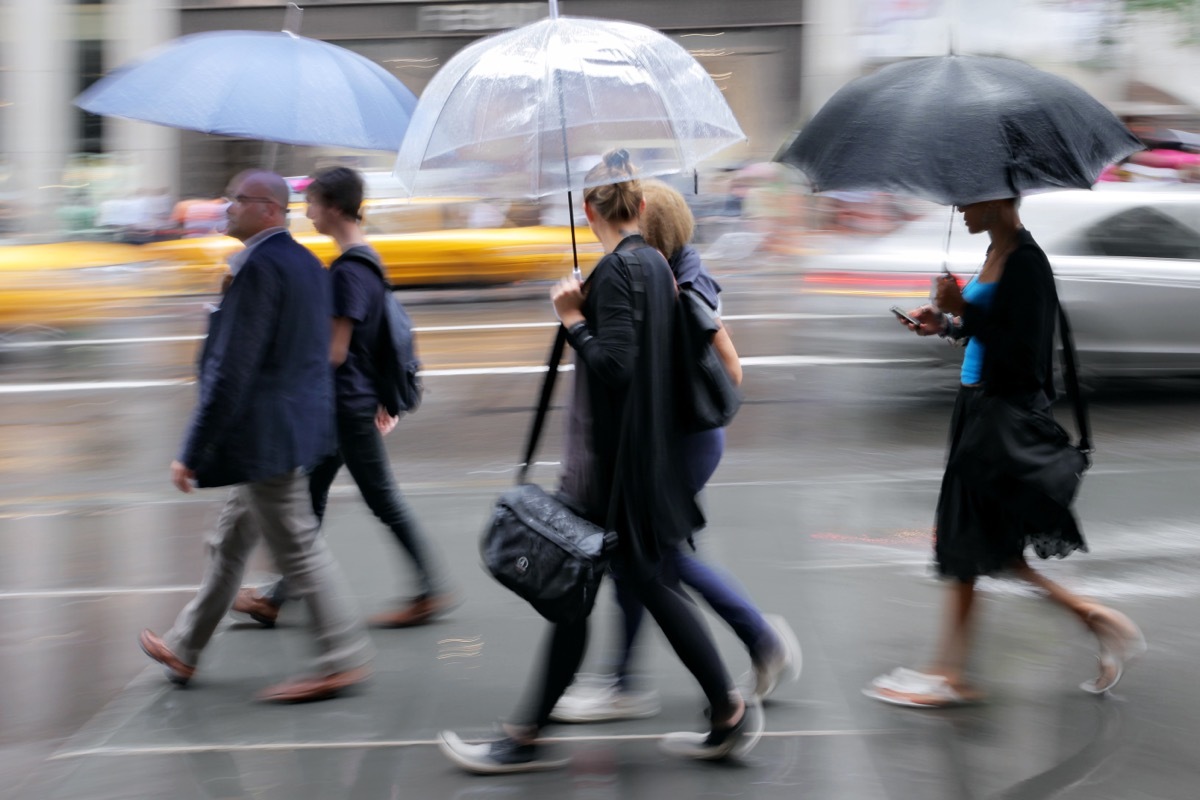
xmin=793 ymin=185 xmax=1200 ymax=379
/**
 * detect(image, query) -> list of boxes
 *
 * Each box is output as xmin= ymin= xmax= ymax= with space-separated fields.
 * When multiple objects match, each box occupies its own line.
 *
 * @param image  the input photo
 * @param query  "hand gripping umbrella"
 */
xmin=392 ymin=2 xmax=746 ymax=276
xmin=778 ymin=55 xmax=1142 ymax=207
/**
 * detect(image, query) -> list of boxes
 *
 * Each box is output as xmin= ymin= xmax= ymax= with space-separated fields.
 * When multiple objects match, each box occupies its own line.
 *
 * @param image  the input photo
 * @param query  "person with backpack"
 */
xmin=233 ymin=167 xmax=457 ymax=629
xmin=438 ymin=150 xmax=762 ymax=775
xmin=549 ymin=179 xmax=800 ymax=724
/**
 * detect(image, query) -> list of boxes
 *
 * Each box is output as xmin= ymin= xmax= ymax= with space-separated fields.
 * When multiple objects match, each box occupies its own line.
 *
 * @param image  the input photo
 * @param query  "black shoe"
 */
xmin=438 ymin=731 xmax=569 ymax=775
xmin=659 ymin=697 xmax=764 ymax=761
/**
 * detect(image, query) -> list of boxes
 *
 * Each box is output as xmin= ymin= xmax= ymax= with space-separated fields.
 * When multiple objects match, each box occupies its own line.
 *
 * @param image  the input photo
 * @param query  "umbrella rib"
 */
xmin=410 ymin=51 xmax=496 ymax=171
xmin=621 ymin=37 xmax=687 ymax=174
xmin=543 ymin=21 xmax=563 ymax=199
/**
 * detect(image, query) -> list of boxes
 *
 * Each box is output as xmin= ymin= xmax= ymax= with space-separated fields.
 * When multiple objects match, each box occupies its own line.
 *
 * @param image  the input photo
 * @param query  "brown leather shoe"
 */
xmin=138 ymin=629 xmax=195 ymax=685
xmin=257 ymin=665 xmax=372 ymax=704
xmin=232 ymin=587 xmax=280 ymax=627
xmin=368 ymin=592 xmax=460 ymax=628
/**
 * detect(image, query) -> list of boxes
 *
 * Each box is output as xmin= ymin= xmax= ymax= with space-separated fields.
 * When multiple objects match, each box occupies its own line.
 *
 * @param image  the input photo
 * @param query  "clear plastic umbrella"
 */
xmin=392 ymin=11 xmax=745 ymax=200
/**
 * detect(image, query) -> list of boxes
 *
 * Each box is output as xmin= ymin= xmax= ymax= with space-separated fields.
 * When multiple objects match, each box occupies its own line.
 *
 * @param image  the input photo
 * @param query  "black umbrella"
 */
xmin=778 ymin=55 xmax=1142 ymax=207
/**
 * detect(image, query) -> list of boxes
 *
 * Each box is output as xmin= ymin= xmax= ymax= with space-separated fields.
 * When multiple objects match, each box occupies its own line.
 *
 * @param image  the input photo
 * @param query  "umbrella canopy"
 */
xmin=392 ymin=15 xmax=745 ymax=198
xmin=778 ymin=55 xmax=1143 ymax=207
xmin=75 ymin=30 xmax=416 ymax=152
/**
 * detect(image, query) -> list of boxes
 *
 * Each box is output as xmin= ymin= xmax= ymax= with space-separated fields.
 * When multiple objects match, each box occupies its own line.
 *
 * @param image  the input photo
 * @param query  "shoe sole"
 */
xmin=659 ymin=699 xmax=764 ymax=762
xmin=437 ymin=733 xmax=568 ymax=775
xmin=755 ymin=614 xmax=802 ymax=699
xmin=861 ymin=685 xmax=980 ymax=709
xmin=370 ymin=594 xmax=464 ymax=628
xmin=766 ymin=614 xmax=803 ymax=684
xmin=234 ymin=610 xmax=277 ymax=628
xmin=138 ymin=632 xmax=193 ymax=686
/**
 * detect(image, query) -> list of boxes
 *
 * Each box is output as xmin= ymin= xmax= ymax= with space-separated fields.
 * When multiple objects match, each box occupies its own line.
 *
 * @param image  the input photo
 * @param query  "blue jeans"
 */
xmin=267 ymin=409 xmax=446 ymax=606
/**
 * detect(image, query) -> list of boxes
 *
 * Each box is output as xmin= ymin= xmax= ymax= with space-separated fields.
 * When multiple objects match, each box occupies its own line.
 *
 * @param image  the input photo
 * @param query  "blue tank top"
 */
xmin=960 ymin=278 xmax=999 ymax=385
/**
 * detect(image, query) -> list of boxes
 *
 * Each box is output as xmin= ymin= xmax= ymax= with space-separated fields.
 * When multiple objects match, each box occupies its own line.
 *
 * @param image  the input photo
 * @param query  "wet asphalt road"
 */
xmin=2 ymin=267 xmax=1199 ymax=799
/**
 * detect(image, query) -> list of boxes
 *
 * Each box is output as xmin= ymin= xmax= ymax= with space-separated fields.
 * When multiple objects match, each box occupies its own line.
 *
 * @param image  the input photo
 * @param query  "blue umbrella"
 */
xmin=75 ymin=30 xmax=416 ymax=152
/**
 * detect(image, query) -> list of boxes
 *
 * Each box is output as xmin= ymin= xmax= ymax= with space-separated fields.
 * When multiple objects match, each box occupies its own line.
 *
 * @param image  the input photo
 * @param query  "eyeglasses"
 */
xmin=227 ymin=194 xmax=284 ymax=209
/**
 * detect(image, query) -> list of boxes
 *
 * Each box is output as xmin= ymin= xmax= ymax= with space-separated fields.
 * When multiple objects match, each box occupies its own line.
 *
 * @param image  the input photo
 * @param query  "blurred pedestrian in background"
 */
xmin=866 ymin=197 xmax=1144 ymax=708
xmin=233 ymin=166 xmax=458 ymax=630
xmin=550 ymin=178 xmax=799 ymax=725
xmin=438 ymin=150 xmax=762 ymax=774
xmin=138 ymin=169 xmax=373 ymax=703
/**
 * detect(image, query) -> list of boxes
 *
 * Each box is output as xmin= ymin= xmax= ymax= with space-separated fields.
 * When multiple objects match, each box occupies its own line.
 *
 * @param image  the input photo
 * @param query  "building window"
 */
xmin=78 ymin=39 xmax=104 ymax=154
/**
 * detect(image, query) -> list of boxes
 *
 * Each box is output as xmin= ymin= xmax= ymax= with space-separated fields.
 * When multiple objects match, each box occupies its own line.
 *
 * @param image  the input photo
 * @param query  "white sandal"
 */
xmin=1081 ymin=608 xmax=1146 ymax=695
xmin=864 ymin=668 xmax=979 ymax=708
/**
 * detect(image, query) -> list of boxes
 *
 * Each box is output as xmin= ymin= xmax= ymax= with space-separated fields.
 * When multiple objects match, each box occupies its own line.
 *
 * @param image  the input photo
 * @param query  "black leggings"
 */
xmin=512 ymin=566 xmax=735 ymax=731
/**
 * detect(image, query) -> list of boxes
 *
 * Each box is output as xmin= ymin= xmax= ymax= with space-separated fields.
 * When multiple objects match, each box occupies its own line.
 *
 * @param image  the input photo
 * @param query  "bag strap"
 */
xmin=1056 ymin=302 xmax=1092 ymax=454
xmin=517 ymin=325 xmax=568 ymax=484
xmin=517 ymin=251 xmax=647 ymax=533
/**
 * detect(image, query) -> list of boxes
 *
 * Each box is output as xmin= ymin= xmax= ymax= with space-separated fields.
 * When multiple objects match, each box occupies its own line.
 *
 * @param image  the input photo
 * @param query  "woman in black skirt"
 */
xmin=865 ymin=197 xmax=1144 ymax=708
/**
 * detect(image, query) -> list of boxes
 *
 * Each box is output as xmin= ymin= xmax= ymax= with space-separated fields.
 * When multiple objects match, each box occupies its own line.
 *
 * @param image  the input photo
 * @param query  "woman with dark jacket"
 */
xmin=438 ymin=151 xmax=762 ymax=773
xmin=865 ymin=197 xmax=1144 ymax=708
xmin=550 ymin=180 xmax=799 ymax=725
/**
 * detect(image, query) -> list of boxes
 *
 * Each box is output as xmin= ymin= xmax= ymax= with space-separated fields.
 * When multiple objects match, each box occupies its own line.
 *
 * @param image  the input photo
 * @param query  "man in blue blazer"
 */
xmin=139 ymin=170 xmax=373 ymax=702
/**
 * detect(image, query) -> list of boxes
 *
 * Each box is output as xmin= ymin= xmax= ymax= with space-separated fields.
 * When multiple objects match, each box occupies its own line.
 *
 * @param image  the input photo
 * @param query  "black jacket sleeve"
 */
xmin=564 ymin=256 xmax=636 ymax=389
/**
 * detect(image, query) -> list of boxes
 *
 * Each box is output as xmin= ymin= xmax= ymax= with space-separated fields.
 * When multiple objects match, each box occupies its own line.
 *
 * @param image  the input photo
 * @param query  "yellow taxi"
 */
xmin=145 ymin=196 xmax=603 ymax=291
xmin=0 ymin=198 xmax=603 ymax=328
xmin=0 ymin=241 xmax=182 ymax=328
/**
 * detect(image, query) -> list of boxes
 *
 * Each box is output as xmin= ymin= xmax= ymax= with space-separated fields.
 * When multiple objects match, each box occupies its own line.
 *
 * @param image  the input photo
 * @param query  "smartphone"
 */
xmin=890 ymin=306 xmax=921 ymax=327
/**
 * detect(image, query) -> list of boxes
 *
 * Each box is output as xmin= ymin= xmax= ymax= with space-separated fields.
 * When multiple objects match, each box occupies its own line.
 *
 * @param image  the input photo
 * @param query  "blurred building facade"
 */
xmin=0 ymin=0 xmax=179 ymax=238
xmin=173 ymin=0 xmax=804 ymax=198
xmin=4 ymin=0 xmax=1200 ymax=239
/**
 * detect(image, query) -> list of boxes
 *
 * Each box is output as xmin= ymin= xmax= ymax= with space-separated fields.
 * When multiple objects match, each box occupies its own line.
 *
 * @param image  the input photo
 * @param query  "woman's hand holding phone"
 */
xmin=893 ymin=304 xmax=945 ymax=336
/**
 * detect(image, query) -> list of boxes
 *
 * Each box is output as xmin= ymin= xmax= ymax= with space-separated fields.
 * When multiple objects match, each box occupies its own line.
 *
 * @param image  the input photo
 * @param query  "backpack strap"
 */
xmin=337 ymin=248 xmax=390 ymax=289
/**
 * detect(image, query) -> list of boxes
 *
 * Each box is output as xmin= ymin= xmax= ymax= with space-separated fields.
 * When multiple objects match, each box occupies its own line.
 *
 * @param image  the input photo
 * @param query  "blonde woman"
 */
xmin=550 ymin=180 xmax=799 ymax=725
xmin=439 ymin=152 xmax=762 ymax=773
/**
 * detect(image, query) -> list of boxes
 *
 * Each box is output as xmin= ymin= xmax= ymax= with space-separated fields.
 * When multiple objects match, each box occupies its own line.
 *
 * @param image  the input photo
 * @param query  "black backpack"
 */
xmin=339 ymin=251 xmax=423 ymax=416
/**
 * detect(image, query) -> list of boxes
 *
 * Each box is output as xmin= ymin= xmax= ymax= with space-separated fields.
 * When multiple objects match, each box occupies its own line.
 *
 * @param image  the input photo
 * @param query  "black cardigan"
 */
xmin=564 ymin=236 xmax=701 ymax=576
xmin=953 ymin=229 xmax=1058 ymax=400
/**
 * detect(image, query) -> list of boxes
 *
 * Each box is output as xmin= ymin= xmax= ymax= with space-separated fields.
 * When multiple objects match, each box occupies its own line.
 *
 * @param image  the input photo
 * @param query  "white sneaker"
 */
xmin=549 ymin=676 xmax=661 ymax=723
xmin=438 ymin=731 xmax=569 ymax=775
xmin=659 ymin=696 xmax=764 ymax=761
xmin=752 ymin=614 xmax=803 ymax=699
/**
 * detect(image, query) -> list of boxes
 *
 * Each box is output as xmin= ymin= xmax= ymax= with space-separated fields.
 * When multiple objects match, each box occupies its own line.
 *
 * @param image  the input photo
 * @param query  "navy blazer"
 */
xmin=180 ymin=232 xmax=335 ymax=488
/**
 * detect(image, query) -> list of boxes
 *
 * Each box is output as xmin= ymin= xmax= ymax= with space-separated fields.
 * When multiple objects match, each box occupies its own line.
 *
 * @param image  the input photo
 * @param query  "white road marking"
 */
xmin=0 ymin=355 xmax=922 ymax=393
xmin=1 ymin=335 xmax=205 ymax=348
xmin=0 ymin=379 xmax=194 ymax=393
xmin=739 ymin=355 xmax=925 ymax=367
xmin=0 ymin=586 xmax=200 ymax=600
xmin=0 ymin=313 xmax=864 ymax=349
xmin=50 ymin=729 xmax=897 ymax=759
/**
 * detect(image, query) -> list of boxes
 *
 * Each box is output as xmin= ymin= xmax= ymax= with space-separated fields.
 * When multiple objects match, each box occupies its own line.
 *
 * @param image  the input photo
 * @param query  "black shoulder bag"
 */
xmin=479 ymin=257 xmax=645 ymax=624
xmin=676 ymin=286 xmax=741 ymax=432
xmin=953 ymin=300 xmax=1092 ymax=515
